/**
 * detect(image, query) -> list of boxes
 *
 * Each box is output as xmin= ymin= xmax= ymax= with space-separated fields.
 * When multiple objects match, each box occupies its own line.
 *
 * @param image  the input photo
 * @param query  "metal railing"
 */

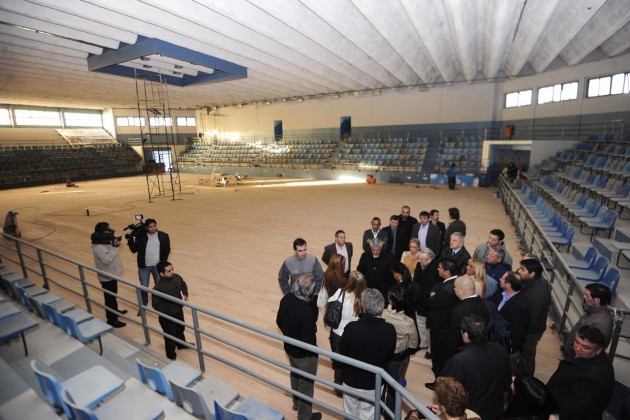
xmin=498 ymin=174 xmax=628 ymax=363
xmin=0 ymin=233 xmax=438 ymax=420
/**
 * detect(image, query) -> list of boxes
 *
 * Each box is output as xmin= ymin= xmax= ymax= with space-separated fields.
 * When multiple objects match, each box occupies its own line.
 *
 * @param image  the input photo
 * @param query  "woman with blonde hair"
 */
xmin=465 ymin=259 xmax=487 ymax=299
xmin=328 ymin=270 xmax=366 ymax=394
xmin=401 ymin=238 xmax=421 ymax=278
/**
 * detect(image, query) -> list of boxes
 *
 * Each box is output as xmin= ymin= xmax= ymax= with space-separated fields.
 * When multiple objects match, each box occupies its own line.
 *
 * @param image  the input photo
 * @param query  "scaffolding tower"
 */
xmin=134 ymin=69 xmax=181 ymax=202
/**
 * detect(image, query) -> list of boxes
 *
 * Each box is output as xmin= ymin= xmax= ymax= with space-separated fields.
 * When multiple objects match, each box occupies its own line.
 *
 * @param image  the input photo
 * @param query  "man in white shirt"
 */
xmin=322 ymin=230 xmax=353 ymax=277
xmin=128 ymin=218 xmax=171 ymax=314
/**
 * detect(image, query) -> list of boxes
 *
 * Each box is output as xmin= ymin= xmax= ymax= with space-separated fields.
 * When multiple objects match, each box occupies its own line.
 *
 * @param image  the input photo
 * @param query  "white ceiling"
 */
xmin=0 ymin=0 xmax=629 ymax=110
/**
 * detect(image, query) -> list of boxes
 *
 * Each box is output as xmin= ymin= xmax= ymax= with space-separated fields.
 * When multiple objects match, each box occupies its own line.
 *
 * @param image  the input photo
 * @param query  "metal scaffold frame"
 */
xmin=134 ymin=69 xmax=182 ymax=202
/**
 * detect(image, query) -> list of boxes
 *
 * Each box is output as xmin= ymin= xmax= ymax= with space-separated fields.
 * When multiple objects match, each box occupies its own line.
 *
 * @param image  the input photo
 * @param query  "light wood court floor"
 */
xmin=0 ymin=174 xmax=563 ymax=418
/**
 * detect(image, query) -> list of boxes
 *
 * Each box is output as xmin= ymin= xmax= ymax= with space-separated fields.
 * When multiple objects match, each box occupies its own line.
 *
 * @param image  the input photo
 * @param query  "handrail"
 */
xmin=497 ymin=174 xmax=628 ymax=363
xmin=0 ymin=233 xmax=438 ymax=419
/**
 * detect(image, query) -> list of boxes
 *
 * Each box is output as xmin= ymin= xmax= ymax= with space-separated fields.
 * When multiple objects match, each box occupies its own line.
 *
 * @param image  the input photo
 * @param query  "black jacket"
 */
xmin=276 ymin=293 xmax=318 ymax=359
xmin=446 ymin=296 xmax=490 ymax=359
xmin=520 ymin=276 xmax=551 ymax=336
xmin=383 ymin=226 xmax=405 ymax=261
xmin=152 ymin=274 xmax=187 ymax=316
xmin=357 ymin=251 xmax=395 ymax=299
xmin=547 ymin=352 xmax=614 ymax=420
xmin=410 ymin=222 xmax=442 ymax=255
xmin=498 ymin=293 xmax=530 ymax=353
xmin=322 ymin=242 xmax=353 ymax=274
xmin=442 ymin=341 xmax=511 ymax=420
xmin=413 ymin=259 xmax=440 ymax=317
xmin=439 ymin=246 xmax=471 ymax=275
xmin=128 ymin=231 xmax=170 ymax=268
xmin=339 ymin=315 xmax=396 ymax=390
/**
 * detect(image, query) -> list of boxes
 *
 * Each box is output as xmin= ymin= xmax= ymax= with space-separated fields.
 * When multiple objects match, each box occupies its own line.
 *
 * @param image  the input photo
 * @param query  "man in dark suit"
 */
xmin=497 ymin=271 xmax=530 ymax=372
xmin=362 ymin=217 xmax=388 ymax=252
xmin=439 ymin=232 xmax=471 ymax=275
xmin=547 ymin=326 xmax=614 ymax=420
xmin=340 ymin=289 xmax=396 ymax=420
xmin=413 ymin=248 xmax=440 ymax=351
xmin=443 ymin=207 xmax=466 ymax=249
xmin=430 ymin=209 xmax=446 ymax=248
xmin=357 ymin=237 xmax=395 ymax=302
xmin=383 ymin=215 xmax=405 ymax=261
xmin=445 ymin=275 xmax=489 ymax=360
xmin=442 ymin=315 xmax=511 ymax=420
xmin=425 ymin=258 xmax=460 ymax=390
xmin=322 ymin=229 xmax=353 ymax=277
xmin=411 ymin=211 xmax=442 ymax=255
xmin=397 ymin=205 xmax=418 ymax=253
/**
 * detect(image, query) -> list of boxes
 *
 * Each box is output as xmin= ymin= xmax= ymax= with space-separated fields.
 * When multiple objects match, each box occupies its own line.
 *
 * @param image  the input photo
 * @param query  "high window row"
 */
xmin=115 ymin=116 xmax=196 ymax=127
xmin=505 ymin=70 xmax=629 ymax=108
xmin=0 ymin=107 xmax=102 ymax=127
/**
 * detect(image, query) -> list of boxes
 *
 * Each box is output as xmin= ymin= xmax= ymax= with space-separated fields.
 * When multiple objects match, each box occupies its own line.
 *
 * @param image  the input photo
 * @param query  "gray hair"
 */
xmin=420 ymin=248 xmax=435 ymax=260
xmin=489 ymin=246 xmax=505 ymax=260
xmin=370 ymin=237 xmax=384 ymax=249
xmin=451 ymin=232 xmax=465 ymax=242
xmin=292 ymin=274 xmax=315 ymax=301
xmin=361 ymin=289 xmax=385 ymax=316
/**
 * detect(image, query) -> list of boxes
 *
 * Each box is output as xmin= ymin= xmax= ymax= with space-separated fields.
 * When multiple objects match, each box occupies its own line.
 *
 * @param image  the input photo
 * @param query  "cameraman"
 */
xmin=127 ymin=218 xmax=171 ymax=314
xmin=91 ymin=222 xmax=127 ymax=328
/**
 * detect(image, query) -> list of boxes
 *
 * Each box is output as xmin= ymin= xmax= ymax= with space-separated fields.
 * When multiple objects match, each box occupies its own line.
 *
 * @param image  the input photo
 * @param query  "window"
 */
xmin=538 ymin=81 xmax=578 ymax=104
xmin=505 ymin=89 xmax=532 ymax=108
xmin=14 ymin=109 xmax=62 ymax=126
xmin=116 ymin=116 xmax=145 ymax=126
xmin=587 ymin=72 xmax=630 ymax=97
xmin=148 ymin=117 xmax=173 ymax=127
xmin=0 ymin=108 xmax=11 ymax=126
xmin=176 ymin=117 xmax=196 ymax=127
xmin=63 ymin=111 xmax=102 ymax=127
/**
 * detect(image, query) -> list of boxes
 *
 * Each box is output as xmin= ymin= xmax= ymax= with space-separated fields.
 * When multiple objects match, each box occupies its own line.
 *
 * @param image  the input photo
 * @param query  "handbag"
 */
xmin=323 ymin=288 xmax=345 ymax=328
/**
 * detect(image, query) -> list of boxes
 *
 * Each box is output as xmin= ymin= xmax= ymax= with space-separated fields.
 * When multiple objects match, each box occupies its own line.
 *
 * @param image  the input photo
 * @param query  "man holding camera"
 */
xmin=128 ymin=218 xmax=171 ymax=314
xmin=91 ymin=222 xmax=127 ymax=328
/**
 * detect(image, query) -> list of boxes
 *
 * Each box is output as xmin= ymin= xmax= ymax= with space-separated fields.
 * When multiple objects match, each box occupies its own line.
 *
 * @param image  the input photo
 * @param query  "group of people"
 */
xmin=276 ymin=205 xmax=617 ymax=420
xmin=91 ymin=218 xmax=191 ymax=361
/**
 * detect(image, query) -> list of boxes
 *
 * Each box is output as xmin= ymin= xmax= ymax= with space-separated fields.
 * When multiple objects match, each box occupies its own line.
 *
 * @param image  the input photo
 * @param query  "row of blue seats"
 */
xmin=0 ymin=265 xmax=284 ymax=419
xmin=515 ymin=184 xmax=621 ymax=294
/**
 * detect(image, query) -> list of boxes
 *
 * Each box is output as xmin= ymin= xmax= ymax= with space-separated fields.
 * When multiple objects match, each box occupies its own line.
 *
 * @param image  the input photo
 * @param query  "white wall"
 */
xmin=200 ymin=53 xmax=630 ymax=138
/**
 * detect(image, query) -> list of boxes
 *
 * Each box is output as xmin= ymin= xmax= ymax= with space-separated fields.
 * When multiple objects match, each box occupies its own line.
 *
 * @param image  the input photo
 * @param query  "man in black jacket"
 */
xmin=425 ymin=259 xmax=460 ymax=390
xmin=439 ymin=232 xmax=471 ymax=275
xmin=497 ymin=271 xmax=530 ymax=372
xmin=357 ymin=237 xmax=395 ymax=302
xmin=153 ymin=261 xmax=188 ymax=360
xmin=128 ymin=218 xmax=170 ymax=313
xmin=442 ymin=315 xmax=511 ymax=420
xmin=321 ymin=230 xmax=353 ymax=278
xmin=413 ymin=248 xmax=439 ymax=350
xmin=276 ymin=274 xmax=321 ymax=420
xmin=445 ymin=275 xmax=489 ymax=360
xmin=383 ymin=215 xmax=405 ymax=261
xmin=516 ymin=258 xmax=551 ymax=377
xmin=340 ymin=289 xmax=396 ymax=420
xmin=397 ymin=205 xmax=418 ymax=253
xmin=410 ymin=211 xmax=442 ymax=256
xmin=547 ymin=326 xmax=614 ymax=420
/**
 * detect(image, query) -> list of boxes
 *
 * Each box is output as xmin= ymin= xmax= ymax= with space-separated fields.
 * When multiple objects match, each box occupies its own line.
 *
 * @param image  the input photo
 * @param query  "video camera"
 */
xmin=91 ymin=221 xmax=122 ymax=246
xmin=124 ymin=214 xmax=146 ymax=241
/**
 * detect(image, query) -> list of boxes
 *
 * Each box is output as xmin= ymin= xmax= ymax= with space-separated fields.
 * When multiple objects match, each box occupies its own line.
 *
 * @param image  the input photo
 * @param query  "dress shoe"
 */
xmin=399 ymin=378 xmax=407 ymax=388
xmin=119 ymin=309 xmax=128 ymax=315
xmin=424 ymin=382 xmax=436 ymax=391
xmin=107 ymin=320 xmax=126 ymax=328
xmin=136 ymin=310 xmax=141 ymax=316
xmin=311 ymin=413 xmax=322 ymax=420
xmin=167 ymin=354 xmax=177 ymax=361
xmin=424 ymin=351 xmax=432 ymax=360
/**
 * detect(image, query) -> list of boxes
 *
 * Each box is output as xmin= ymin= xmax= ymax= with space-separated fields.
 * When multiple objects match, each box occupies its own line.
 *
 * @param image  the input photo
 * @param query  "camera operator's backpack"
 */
xmin=487 ymin=312 xmax=512 ymax=354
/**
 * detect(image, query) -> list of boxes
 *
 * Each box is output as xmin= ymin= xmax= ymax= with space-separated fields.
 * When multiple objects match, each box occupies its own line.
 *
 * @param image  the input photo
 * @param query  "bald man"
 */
xmin=446 ymin=275 xmax=490 ymax=359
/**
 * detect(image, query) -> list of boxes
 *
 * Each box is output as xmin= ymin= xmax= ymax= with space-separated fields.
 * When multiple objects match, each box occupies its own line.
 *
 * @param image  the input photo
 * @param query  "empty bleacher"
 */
xmin=0 ymin=144 xmax=143 ymax=189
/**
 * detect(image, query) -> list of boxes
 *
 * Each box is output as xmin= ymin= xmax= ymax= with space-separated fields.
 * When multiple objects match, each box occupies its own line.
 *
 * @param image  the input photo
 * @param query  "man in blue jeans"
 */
xmin=128 ymin=218 xmax=170 ymax=314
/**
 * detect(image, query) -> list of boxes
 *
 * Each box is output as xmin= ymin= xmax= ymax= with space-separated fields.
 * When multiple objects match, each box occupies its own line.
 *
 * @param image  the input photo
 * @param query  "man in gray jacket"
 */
xmin=278 ymin=238 xmax=324 ymax=295
xmin=91 ymin=222 xmax=127 ymax=328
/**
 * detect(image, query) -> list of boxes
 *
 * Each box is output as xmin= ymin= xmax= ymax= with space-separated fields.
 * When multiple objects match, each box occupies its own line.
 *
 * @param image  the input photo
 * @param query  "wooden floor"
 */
xmin=0 ymin=174 xmax=564 ymax=418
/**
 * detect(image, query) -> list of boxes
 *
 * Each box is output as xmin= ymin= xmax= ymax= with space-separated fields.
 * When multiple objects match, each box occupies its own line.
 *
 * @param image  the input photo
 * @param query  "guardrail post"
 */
xmin=14 ymin=239 xmax=28 ymax=279
xmin=191 ymin=309 xmax=205 ymax=371
xmin=36 ymin=249 xmax=49 ymax=290
xmin=77 ymin=266 xmax=92 ymax=313
xmin=137 ymin=288 xmax=151 ymax=345
xmin=373 ymin=375 xmax=383 ymax=419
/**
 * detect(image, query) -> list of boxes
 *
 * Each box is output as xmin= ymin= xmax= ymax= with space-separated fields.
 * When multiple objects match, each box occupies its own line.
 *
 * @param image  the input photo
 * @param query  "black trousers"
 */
xmin=101 ymin=280 xmax=119 ymax=323
xmin=429 ymin=328 xmax=448 ymax=378
xmin=448 ymin=176 xmax=456 ymax=189
xmin=158 ymin=310 xmax=185 ymax=359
